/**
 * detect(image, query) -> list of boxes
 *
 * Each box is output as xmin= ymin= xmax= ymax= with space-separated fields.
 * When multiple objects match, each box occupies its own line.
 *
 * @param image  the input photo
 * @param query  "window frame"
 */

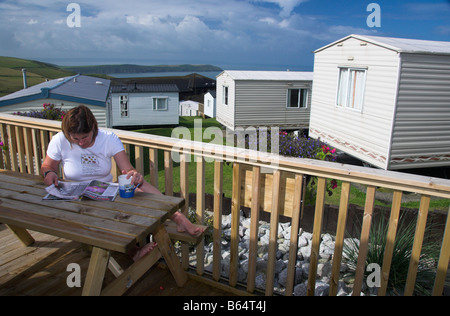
xmin=336 ymin=67 xmax=367 ymax=112
xmin=119 ymin=95 xmax=129 ymax=118
xmin=286 ymin=88 xmax=308 ymax=109
xmin=152 ymin=97 xmax=168 ymax=111
xmin=223 ymin=86 xmax=229 ymax=106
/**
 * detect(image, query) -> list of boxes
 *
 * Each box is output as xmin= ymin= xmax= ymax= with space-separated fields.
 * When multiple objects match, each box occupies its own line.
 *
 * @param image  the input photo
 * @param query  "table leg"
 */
xmin=101 ymin=248 xmax=162 ymax=296
xmin=6 ymin=224 xmax=35 ymax=246
xmin=153 ymin=225 xmax=188 ymax=287
xmin=82 ymin=247 xmax=110 ymax=296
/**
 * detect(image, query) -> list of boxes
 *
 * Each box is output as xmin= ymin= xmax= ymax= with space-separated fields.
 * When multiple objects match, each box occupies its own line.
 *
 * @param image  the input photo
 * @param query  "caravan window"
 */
xmin=287 ymin=89 xmax=308 ymax=108
xmin=152 ymin=97 xmax=168 ymax=111
xmin=120 ymin=95 xmax=129 ymax=118
xmin=223 ymin=86 xmax=229 ymax=105
xmin=336 ymin=67 xmax=366 ymax=111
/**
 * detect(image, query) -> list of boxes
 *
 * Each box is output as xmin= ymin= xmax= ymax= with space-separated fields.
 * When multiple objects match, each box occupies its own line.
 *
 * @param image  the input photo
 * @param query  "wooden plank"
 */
xmin=404 ymin=195 xmax=430 ymax=296
xmin=134 ymin=145 xmax=144 ymax=175
xmin=329 ymin=181 xmax=350 ymax=296
xmin=0 ymin=207 xmax=134 ymax=254
xmin=164 ymin=221 xmax=207 ymax=244
xmin=31 ymin=129 xmax=40 ymax=175
xmin=196 ymin=155 xmax=205 ymax=275
xmin=102 ymin=248 xmax=162 ymax=296
xmin=108 ymin=257 xmax=125 ymax=278
xmin=149 ymin=148 xmax=158 ymax=188
xmin=0 ymin=169 xmax=44 ymax=183
xmin=353 ymin=185 xmax=376 ymax=296
xmin=5 ymin=224 xmax=35 ymax=247
xmin=39 ymin=130 xmax=48 ymax=164
xmin=0 ymin=183 xmax=162 ymax=229
xmin=213 ymin=160 xmax=223 ymax=282
xmin=111 ymin=157 xmax=118 ymax=182
xmin=23 ymin=128 xmax=35 ymax=175
xmin=0 ymin=193 xmax=151 ymax=239
xmin=285 ymin=174 xmax=303 ymax=296
xmin=164 ymin=150 xmax=173 ymax=196
xmin=82 ymin=247 xmax=110 ymax=296
xmin=180 ymin=153 xmax=189 ymax=269
xmin=378 ymin=190 xmax=402 ymax=296
xmin=1 ymin=124 xmax=11 ymax=170
xmin=432 ymin=205 xmax=450 ymax=296
xmin=307 ymin=177 xmax=326 ymax=296
xmin=229 ymin=162 xmax=241 ymax=287
xmin=153 ymin=225 xmax=188 ymax=287
xmin=6 ymin=125 xmax=18 ymax=172
xmin=0 ymin=124 xmax=5 ymax=169
xmin=247 ymin=166 xmax=261 ymax=293
xmin=14 ymin=126 xmax=27 ymax=173
xmin=265 ymin=170 xmax=281 ymax=296
xmin=240 ymin=165 xmax=296 ymax=218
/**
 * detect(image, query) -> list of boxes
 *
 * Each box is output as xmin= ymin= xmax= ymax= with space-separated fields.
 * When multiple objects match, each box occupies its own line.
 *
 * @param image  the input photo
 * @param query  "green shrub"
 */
xmin=343 ymin=213 xmax=441 ymax=296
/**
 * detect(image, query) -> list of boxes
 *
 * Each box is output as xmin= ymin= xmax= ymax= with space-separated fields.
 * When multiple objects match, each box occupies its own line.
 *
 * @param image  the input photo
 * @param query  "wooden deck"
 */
xmin=0 ymin=224 xmax=234 ymax=296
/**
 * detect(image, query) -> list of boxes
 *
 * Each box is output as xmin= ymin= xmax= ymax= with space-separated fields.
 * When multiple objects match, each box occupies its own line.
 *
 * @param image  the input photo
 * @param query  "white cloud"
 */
xmin=27 ymin=19 xmax=38 ymax=25
xmin=256 ymin=0 xmax=309 ymax=17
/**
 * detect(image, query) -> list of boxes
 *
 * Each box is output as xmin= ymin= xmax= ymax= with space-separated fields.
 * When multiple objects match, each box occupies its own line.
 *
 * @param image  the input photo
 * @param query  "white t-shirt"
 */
xmin=46 ymin=130 xmax=125 ymax=182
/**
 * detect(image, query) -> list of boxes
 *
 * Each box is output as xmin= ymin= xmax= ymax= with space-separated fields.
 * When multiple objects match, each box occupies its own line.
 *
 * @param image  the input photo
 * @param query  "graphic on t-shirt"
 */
xmin=81 ymin=154 xmax=100 ymax=175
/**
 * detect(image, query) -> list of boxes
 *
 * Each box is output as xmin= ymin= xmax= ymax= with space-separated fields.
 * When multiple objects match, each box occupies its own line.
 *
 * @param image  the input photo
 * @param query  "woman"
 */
xmin=41 ymin=105 xmax=203 ymax=260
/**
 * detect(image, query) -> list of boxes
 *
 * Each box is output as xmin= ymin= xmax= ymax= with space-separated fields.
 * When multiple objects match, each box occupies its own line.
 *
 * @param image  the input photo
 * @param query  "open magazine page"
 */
xmin=44 ymin=180 xmax=119 ymax=201
xmin=82 ymin=180 xmax=119 ymax=201
xmin=44 ymin=181 xmax=89 ymax=200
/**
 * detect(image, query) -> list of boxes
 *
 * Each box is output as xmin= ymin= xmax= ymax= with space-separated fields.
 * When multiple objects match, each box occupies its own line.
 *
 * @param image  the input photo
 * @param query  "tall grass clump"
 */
xmin=343 ymin=213 xmax=441 ymax=296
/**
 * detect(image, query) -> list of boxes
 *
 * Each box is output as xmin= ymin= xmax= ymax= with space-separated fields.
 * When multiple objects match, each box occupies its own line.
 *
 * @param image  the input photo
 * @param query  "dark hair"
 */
xmin=61 ymin=105 xmax=98 ymax=142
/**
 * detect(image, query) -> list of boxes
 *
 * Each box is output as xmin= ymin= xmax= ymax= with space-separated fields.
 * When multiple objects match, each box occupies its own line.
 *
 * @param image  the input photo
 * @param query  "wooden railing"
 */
xmin=1 ymin=112 xmax=449 ymax=296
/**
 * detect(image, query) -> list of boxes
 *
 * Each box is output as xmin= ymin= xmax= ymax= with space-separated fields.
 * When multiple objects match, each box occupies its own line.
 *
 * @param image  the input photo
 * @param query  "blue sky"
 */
xmin=0 ymin=0 xmax=449 ymax=70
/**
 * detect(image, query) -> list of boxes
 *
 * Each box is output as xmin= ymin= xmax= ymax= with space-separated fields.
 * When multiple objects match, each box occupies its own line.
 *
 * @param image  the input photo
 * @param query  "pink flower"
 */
xmin=330 ymin=179 xmax=338 ymax=189
xmin=330 ymin=148 xmax=336 ymax=154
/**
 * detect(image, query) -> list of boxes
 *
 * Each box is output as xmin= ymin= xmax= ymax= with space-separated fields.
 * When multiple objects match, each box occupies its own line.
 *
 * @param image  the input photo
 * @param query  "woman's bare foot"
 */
xmin=171 ymin=211 xmax=205 ymax=237
xmin=130 ymin=242 xmax=157 ymax=261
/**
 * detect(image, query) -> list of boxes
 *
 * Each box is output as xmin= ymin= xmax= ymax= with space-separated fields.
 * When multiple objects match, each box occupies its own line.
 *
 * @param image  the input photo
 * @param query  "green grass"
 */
xmin=0 ymin=56 xmax=76 ymax=96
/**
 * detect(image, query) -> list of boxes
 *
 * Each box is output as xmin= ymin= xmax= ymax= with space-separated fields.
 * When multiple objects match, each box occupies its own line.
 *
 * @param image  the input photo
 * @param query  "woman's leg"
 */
xmin=129 ymin=242 xmax=157 ymax=261
xmin=138 ymin=181 xmax=205 ymax=237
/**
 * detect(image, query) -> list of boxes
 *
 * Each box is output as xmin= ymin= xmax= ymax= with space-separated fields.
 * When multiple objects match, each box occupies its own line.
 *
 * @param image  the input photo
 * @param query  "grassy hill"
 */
xmin=0 ymin=56 xmax=76 ymax=97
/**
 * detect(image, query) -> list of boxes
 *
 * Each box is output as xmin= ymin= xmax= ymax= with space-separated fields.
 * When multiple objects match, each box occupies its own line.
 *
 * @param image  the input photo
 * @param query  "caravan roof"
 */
xmin=315 ymin=34 xmax=450 ymax=55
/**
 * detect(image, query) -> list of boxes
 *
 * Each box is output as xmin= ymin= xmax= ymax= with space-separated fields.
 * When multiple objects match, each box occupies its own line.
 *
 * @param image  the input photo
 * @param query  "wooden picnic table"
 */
xmin=0 ymin=169 xmax=187 ymax=296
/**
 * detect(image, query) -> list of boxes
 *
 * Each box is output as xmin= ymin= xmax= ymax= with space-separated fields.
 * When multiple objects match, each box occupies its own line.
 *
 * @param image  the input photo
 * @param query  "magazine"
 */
xmin=43 ymin=180 xmax=119 ymax=201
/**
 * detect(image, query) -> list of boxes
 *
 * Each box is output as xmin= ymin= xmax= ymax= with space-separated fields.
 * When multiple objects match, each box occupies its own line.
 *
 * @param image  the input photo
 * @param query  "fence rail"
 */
xmin=1 ymin=113 xmax=449 ymax=296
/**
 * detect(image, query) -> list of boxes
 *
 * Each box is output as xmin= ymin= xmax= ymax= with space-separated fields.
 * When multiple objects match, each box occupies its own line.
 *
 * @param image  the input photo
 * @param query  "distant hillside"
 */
xmin=61 ymin=64 xmax=223 ymax=75
xmin=0 ymin=56 xmax=76 ymax=97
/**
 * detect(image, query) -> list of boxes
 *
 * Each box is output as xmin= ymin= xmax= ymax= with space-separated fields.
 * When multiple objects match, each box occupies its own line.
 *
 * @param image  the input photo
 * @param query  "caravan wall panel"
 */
xmin=390 ymin=53 xmax=450 ymax=169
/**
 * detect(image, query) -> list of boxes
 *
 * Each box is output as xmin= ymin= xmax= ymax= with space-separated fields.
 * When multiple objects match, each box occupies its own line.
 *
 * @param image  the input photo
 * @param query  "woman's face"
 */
xmin=69 ymin=131 xmax=94 ymax=149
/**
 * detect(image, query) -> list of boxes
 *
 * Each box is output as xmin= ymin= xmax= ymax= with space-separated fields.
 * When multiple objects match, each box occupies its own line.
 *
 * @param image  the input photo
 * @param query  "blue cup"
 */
xmin=118 ymin=175 xmax=135 ymax=198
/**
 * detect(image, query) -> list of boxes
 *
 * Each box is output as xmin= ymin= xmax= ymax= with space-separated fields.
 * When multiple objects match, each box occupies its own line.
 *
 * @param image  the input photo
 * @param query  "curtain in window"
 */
xmin=348 ymin=70 xmax=365 ymax=110
xmin=153 ymin=98 xmax=167 ymax=110
xmin=337 ymin=68 xmax=365 ymax=110
xmin=337 ymin=68 xmax=349 ymax=107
